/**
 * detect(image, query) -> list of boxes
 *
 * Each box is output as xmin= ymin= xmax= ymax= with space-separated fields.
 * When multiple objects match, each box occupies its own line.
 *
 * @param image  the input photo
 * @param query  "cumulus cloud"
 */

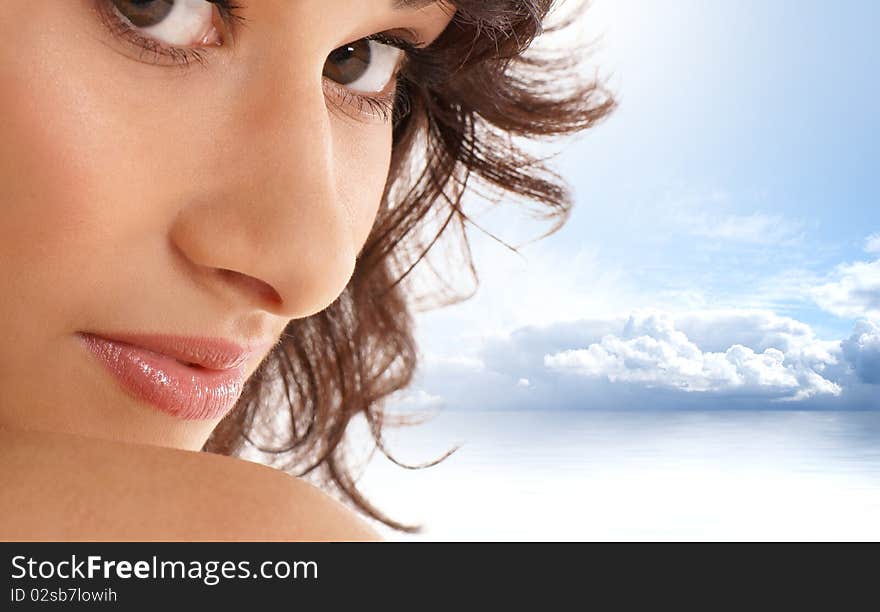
xmin=408 ymin=238 xmax=880 ymax=410
xmin=544 ymin=310 xmax=841 ymax=400
xmin=866 ymin=232 xmax=880 ymax=254
xmin=673 ymin=310 xmax=821 ymax=353
xmin=406 ymin=306 xmax=879 ymax=411
xmin=812 ymin=258 xmax=880 ymax=320
xmin=841 ymin=320 xmax=880 ymax=384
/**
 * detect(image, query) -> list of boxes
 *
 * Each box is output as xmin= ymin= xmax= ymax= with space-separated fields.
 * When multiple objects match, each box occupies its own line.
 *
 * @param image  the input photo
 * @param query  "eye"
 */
xmin=109 ymin=0 xmax=222 ymax=47
xmin=323 ymin=38 xmax=406 ymax=95
xmin=98 ymin=0 xmax=417 ymax=122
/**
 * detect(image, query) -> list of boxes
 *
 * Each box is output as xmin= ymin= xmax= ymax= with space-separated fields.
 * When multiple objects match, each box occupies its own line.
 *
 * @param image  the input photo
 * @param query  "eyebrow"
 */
xmin=392 ymin=0 xmax=444 ymax=10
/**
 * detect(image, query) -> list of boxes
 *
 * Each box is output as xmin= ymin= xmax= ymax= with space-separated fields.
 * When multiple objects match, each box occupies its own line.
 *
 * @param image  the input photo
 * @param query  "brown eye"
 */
xmin=323 ymin=39 xmax=404 ymax=94
xmin=111 ymin=0 xmax=174 ymax=28
xmin=324 ymin=40 xmax=372 ymax=86
xmin=107 ymin=0 xmax=220 ymax=47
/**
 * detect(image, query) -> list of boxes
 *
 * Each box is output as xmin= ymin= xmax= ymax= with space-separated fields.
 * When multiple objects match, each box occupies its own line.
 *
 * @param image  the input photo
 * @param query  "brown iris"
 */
xmin=111 ymin=0 xmax=175 ymax=28
xmin=323 ymin=40 xmax=372 ymax=86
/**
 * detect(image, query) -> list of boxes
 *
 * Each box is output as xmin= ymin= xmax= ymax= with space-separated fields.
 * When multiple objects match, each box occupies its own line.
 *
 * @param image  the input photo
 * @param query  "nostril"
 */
xmin=217 ymin=268 xmax=283 ymax=308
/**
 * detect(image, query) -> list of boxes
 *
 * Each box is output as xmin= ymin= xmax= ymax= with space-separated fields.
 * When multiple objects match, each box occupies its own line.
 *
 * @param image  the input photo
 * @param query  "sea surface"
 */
xmin=348 ymin=410 xmax=880 ymax=541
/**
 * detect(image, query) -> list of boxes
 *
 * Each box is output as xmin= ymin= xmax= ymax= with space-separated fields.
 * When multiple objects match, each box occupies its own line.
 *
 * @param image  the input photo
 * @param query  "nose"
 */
xmin=169 ymin=47 xmax=358 ymax=319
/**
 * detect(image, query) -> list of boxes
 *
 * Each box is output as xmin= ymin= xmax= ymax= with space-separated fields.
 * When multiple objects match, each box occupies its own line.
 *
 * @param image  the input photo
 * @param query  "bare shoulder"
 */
xmin=0 ymin=428 xmax=382 ymax=542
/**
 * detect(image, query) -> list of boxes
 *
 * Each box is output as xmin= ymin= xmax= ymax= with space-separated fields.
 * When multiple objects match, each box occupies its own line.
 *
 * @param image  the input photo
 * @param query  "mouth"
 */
xmin=76 ymin=332 xmax=268 ymax=420
xmin=80 ymin=330 xmax=267 ymax=370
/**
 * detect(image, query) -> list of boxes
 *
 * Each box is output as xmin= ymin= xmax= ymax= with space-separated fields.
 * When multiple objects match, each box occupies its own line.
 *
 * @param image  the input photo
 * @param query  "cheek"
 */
xmin=0 ymin=69 xmax=109 ymax=243
xmin=0 ymin=3 xmax=204 ymax=291
xmin=331 ymin=120 xmax=392 ymax=251
xmin=0 ymin=7 xmax=112 ymax=305
xmin=0 ymin=4 xmax=186 ymax=333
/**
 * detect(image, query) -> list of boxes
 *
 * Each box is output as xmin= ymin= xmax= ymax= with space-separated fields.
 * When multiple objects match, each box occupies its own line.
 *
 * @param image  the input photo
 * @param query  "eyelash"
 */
xmin=94 ymin=0 xmax=421 ymax=123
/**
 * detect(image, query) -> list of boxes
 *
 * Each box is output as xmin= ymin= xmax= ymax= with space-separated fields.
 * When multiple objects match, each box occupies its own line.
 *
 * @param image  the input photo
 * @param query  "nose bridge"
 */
xmin=170 ymin=49 xmax=358 ymax=318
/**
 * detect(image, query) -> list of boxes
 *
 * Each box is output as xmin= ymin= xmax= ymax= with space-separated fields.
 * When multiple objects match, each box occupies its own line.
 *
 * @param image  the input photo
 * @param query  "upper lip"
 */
xmin=81 ymin=331 xmax=275 ymax=370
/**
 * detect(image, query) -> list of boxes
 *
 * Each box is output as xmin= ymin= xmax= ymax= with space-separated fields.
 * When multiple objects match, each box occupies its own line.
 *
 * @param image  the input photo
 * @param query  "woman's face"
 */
xmin=0 ymin=0 xmax=454 ymax=450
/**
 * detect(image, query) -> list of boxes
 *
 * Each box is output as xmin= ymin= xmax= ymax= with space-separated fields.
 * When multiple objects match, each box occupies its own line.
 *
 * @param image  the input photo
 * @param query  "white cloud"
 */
xmin=812 ymin=258 xmax=880 ymax=320
xmin=544 ymin=310 xmax=841 ymax=400
xmin=405 ymin=215 xmax=879 ymax=410
xmin=841 ymin=319 xmax=880 ymax=384
xmin=673 ymin=309 xmax=819 ymax=353
xmin=865 ymin=233 xmax=880 ymax=254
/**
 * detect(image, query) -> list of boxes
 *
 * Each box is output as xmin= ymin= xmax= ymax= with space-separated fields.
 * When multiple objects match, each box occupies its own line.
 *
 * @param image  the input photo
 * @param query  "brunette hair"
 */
xmin=202 ymin=0 xmax=616 ymax=532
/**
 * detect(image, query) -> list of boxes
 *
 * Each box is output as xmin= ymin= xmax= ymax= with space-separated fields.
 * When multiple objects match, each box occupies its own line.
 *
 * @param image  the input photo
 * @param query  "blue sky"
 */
xmin=393 ymin=0 xmax=879 ymax=412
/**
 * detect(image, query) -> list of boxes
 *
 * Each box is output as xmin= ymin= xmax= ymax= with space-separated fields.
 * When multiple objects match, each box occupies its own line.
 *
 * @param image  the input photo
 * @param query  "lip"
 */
xmin=77 ymin=332 xmax=273 ymax=420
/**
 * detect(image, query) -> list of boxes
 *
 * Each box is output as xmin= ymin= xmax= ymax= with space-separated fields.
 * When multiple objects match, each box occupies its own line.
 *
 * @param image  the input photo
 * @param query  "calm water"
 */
xmin=348 ymin=410 xmax=880 ymax=541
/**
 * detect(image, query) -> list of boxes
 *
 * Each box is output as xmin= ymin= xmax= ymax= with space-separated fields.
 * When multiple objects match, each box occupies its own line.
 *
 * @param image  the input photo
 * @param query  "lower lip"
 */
xmin=78 ymin=333 xmax=247 ymax=420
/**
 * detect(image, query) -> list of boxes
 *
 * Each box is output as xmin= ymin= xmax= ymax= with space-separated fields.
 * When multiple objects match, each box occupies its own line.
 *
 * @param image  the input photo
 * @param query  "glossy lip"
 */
xmin=76 ymin=332 xmax=275 ymax=420
xmin=80 ymin=331 xmax=270 ymax=370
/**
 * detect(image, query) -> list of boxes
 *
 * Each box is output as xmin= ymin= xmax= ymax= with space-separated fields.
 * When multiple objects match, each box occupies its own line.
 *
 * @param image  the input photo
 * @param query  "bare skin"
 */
xmin=0 ymin=428 xmax=380 ymax=541
xmin=0 ymin=0 xmax=455 ymax=540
